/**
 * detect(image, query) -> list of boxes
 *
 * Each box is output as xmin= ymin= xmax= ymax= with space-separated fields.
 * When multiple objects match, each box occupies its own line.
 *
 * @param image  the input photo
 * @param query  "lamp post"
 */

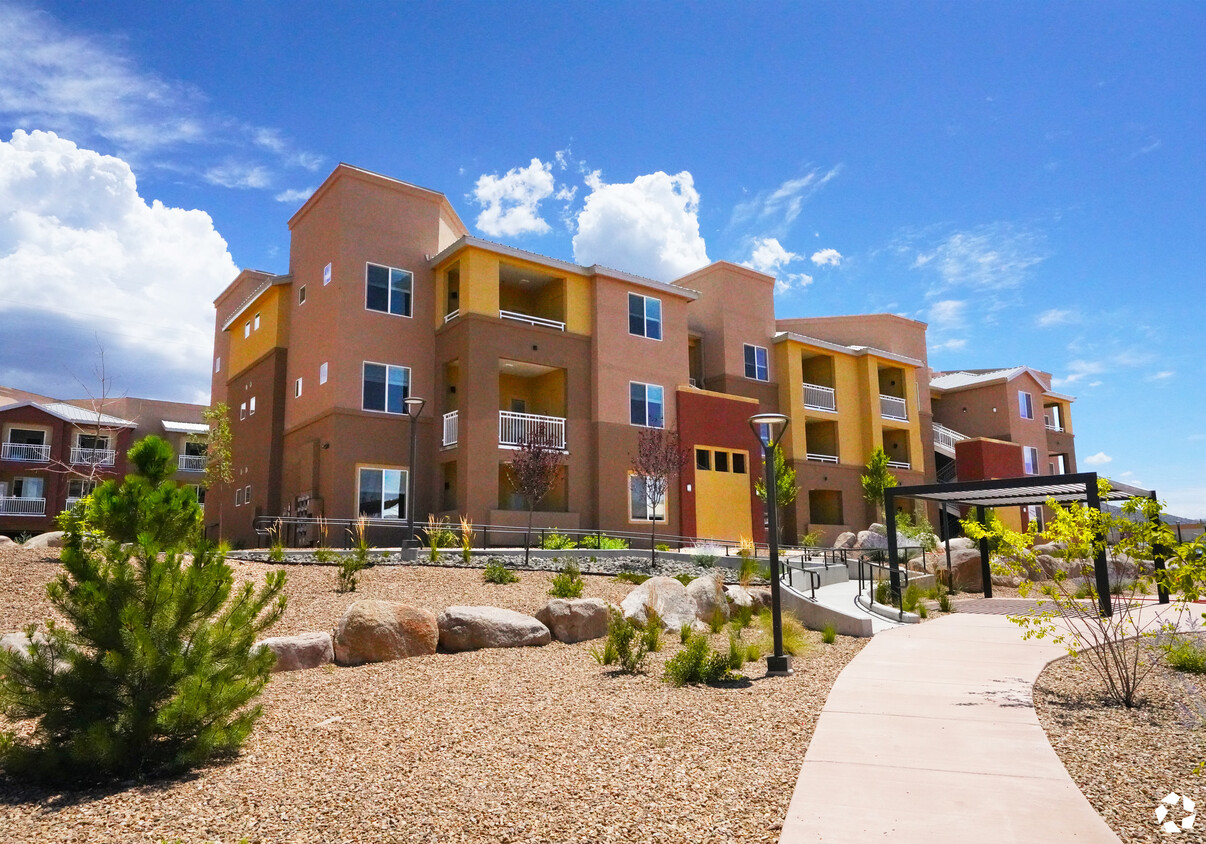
xmin=404 ymin=396 xmax=426 ymax=550
xmin=749 ymin=412 xmax=792 ymax=676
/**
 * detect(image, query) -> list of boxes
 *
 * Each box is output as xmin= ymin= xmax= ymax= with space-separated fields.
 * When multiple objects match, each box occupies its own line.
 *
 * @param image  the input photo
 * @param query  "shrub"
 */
xmin=663 ymin=633 xmax=738 ymax=686
xmin=1164 ymin=636 xmax=1206 ymax=674
xmin=799 ymin=529 xmax=823 ymax=548
xmin=672 ymin=573 xmax=693 ymax=586
xmin=709 ymin=606 xmax=726 ymax=634
xmin=459 ymin=516 xmax=474 ymax=564
xmin=579 ymin=534 xmax=628 ymax=550
xmin=745 ymin=642 xmax=762 ymax=663
xmin=540 ymin=531 xmax=577 ymax=550
xmin=755 ymin=609 xmax=810 ymax=656
xmin=656 ymin=543 xmax=671 ymax=552
xmin=679 ymin=622 xmax=692 ymax=644
xmin=901 ymin=583 xmax=923 ymax=614
xmin=591 ymin=608 xmax=649 ymax=673
xmin=728 ymin=631 xmax=745 ymax=669
xmin=483 ymin=560 xmax=519 ymax=584
xmin=895 ymin=511 xmax=938 ymax=553
xmin=692 ymin=553 xmax=718 ymax=566
xmin=729 ymin=603 xmax=753 ymax=631
xmin=821 ymin=623 xmax=837 ymax=644
xmin=424 ymin=515 xmax=457 ymax=561
xmin=938 ymin=592 xmax=953 ymax=613
xmin=549 ymin=560 xmax=585 ymax=598
xmin=874 ymin=578 xmax=891 ymax=604
xmin=313 ymin=547 xmax=336 ymax=564
xmin=640 ymin=605 xmax=663 ymax=653
xmin=267 ymin=518 xmax=285 ymax=563
xmin=337 ymin=517 xmax=371 ymax=593
xmin=615 ymin=571 xmax=650 ymax=585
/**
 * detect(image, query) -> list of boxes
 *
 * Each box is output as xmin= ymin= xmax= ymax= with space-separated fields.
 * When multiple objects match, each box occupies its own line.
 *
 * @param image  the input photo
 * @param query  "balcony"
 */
xmin=803 ymin=383 xmax=837 ymax=412
xmin=71 ymin=447 xmax=116 ymax=466
xmin=2 ymin=442 xmax=49 ymax=462
xmin=880 ymin=394 xmax=908 ymax=421
xmin=499 ymin=309 xmax=565 ymax=331
xmin=806 ymin=452 xmax=839 ymax=464
xmin=886 ymin=460 xmax=911 ymax=470
xmin=443 ymin=411 xmax=459 ymax=447
xmin=443 ymin=308 xmax=460 ymax=324
xmin=178 ymin=454 xmax=206 ymax=472
xmin=0 ymin=497 xmax=46 ymax=516
xmin=64 ymin=497 xmax=84 ymax=511
xmin=933 ymin=423 xmax=967 ymax=456
xmin=499 ymin=411 xmax=566 ymax=450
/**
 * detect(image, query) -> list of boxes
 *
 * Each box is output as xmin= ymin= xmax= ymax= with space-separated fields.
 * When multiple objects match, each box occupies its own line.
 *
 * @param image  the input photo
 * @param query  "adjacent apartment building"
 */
xmin=207 ymin=163 xmax=1077 ymax=548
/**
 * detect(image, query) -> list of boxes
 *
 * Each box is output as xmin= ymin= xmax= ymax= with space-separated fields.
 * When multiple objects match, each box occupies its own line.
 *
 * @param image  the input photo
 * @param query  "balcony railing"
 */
xmin=932 ymin=423 xmax=968 ymax=455
xmin=499 ymin=310 xmax=566 ymax=331
xmin=880 ymin=394 xmax=908 ymax=421
xmin=178 ymin=454 xmax=206 ymax=472
xmin=886 ymin=459 xmax=911 ymax=470
xmin=64 ymin=497 xmax=84 ymax=511
xmin=806 ymin=452 xmax=839 ymax=464
xmin=71 ymin=447 xmax=116 ymax=466
xmin=444 ymin=309 xmax=460 ymax=324
xmin=0 ymin=497 xmax=46 ymax=516
xmin=443 ymin=411 xmax=459 ymax=447
xmin=499 ymin=411 xmax=566 ymax=450
xmin=1044 ymin=419 xmax=1064 ymax=432
xmin=803 ymin=383 xmax=837 ymax=412
xmin=2 ymin=442 xmax=50 ymax=462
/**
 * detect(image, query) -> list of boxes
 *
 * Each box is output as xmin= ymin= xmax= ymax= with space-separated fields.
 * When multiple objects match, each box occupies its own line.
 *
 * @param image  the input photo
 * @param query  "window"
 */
xmin=629 ymin=475 xmax=666 ymax=522
xmin=1027 ymin=505 xmax=1044 ymax=531
xmin=253 ymin=313 xmax=261 ymax=331
xmin=67 ymin=478 xmax=96 ymax=499
xmin=732 ymin=452 xmax=746 ymax=474
xmin=243 ymin=322 xmax=250 ymax=338
xmin=319 ymin=362 xmax=328 ymax=385
xmin=76 ymin=433 xmax=109 ymax=450
xmin=239 ymin=402 xmax=246 ymax=420
xmin=295 ymin=378 xmax=303 ymax=398
xmin=358 ymin=467 xmax=407 ymax=519
xmin=628 ymin=293 xmax=662 ymax=339
xmin=244 ymin=484 xmax=251 ymax=505
xmin=1023 ymin=446 xmax=1040 ymax=475
xmin=365 ymin=263 xmax=413 ymax=316
xmin=1019 ymin=391 xmax=1034 ymax=420
xmin=629 ymin=382 xmax=664 ymax=428
xmin=12 ymin=477 xmax=44 ymax=499
xmin=185 ymin=441 xmax=206 ymax=458
xmin=234 ymin=487 xmax=243 ymax=506
xmin=714 ymin=451 xmax=729 ymax=472
xmin=214 ymin=356 xmax=221 ymax=373
xmin=190 ymin=483 xmax=206 ymax=505
xmin=744 ymin=344 xmax=769 ymax=381
xmin=249 ymin=396 xmax=256 ymax=416
xmin=298 ymin=285 xmax=307 ymax=305
xmin=323 ymin=263 xmax=332 ymax=286
xmin=363 ymin=363 xmax=410 ymax=413
xmin=6 ymin=428 xmax=45 ymax=446
xmin=696 ymin=448 xmax=711 ymax=471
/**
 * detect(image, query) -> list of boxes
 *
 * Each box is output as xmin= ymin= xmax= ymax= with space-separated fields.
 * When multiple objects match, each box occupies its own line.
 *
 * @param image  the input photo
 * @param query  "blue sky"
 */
xmin=0 ymin=1 xmax=1203 ymax=516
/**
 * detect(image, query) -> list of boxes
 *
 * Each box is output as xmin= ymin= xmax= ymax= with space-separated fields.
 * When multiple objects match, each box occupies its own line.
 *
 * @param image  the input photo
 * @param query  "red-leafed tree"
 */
xmin=630 ymin=427 xmax=688 ymax=566
xmin=506 ymin=426 xmax=565 ymax=566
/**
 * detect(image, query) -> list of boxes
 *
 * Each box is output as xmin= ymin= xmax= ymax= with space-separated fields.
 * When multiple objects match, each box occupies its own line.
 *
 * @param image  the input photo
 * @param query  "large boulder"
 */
xmin=0 ymin=535 xmax=15 ymax=547
xmin=686 ymin=575 xmax=728 ymax=623
xmin=1032 ymin=542 xmax=1065 ymax=557
xmin=725 ymin=584 xmax=755 ymax=608
xmin=620 ymin=576 xmax=700 ymax=630
xmin=868 ymin=523 xmax=888 ymax=536
xmin=747 ymin=586 xmax=773 ymax=611
xmin=854 ymin=530 xmax=888 ymax=551
xmin=536 ymin=598 xmax=609 ymax=644
xmin=949 ymin=548 xmax=988 ymax=591
xmin=944 ymin=537 xmax=976 ymax=552
xmin=23 ymin=531 xmax=64 ymax=550
xmin=334 ymin=600 xmax=439 ymax=666
xmin=255 ymin=631 xmax=334 ymax=672
xmin=1108 ymin=552 xmax=1143 ymax=581
xmin=833 ymin=531 xmax=857 ymax=550
xmin=438 ymin=606 xmax=550 ymax=652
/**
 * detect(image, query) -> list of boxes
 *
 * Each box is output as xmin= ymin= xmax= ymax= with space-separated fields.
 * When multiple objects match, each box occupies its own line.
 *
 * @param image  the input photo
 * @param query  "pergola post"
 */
xmin=885 ymin=488 xmax=901 ymax=603
xmin=976 ymin=505 xmax=993 ymax=599
xmin=1085 ymin=481 xmax=1113 ymax=617
xmin=1150 ymin=490 xmax=1170 ymax=605
xmin=941 ymin=502 xmax=953 ymax=589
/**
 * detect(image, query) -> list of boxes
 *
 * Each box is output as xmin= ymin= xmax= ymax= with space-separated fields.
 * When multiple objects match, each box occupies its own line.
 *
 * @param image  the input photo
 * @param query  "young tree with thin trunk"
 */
xmin=202 ymin=403 xmax=233 ymax=542
xmin=506 ymin=426 xmax=565 ymax=566
xmin=861 ymin=446 xmax=899 ymax=525
xmin=630 ymin=427 xmax=687 ymax=566
xmin=755 ymin=443 xmax=799 ymax=544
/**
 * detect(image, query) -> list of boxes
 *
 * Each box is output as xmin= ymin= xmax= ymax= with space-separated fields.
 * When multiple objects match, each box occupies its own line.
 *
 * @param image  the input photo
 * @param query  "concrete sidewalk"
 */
xmin=780 ymin=610 xmax=1121 ymax=843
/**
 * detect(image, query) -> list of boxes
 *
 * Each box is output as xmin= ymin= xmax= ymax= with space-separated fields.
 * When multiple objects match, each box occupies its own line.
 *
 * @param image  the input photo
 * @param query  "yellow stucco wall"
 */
xmin=226 ymin=285 xmax=288 ymax=377
xmin=694 ymin=446 xmax=753 ymax=541
xmin=498 ymin=370 xmax=566 ymax=417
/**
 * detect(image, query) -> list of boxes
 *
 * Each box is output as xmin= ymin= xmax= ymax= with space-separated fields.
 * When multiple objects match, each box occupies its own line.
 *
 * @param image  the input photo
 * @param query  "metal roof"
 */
xmin=162 ymin=420 xmax=209 ymax=434
xmin=887 ymin=472 xmax=1153 ymax=508
xmin=36 ymin=402 xmax=135 ymax=427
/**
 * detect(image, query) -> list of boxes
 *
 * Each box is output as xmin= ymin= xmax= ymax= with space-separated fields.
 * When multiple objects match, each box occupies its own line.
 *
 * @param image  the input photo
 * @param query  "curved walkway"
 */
xmin=780 ymin=609 xmax=1122 ymax=843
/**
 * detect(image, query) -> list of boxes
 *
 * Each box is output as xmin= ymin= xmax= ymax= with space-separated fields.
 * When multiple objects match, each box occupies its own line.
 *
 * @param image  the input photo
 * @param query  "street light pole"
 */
xmin=749 ymin=412 xmax=792 ymax=677
xmin=404 ymin=396 xmax=426 ymax=551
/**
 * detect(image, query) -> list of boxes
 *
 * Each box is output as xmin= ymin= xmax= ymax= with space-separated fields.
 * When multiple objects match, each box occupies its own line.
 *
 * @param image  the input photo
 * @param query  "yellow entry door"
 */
xmin=694 ymin=446 xmax=753 ymax=542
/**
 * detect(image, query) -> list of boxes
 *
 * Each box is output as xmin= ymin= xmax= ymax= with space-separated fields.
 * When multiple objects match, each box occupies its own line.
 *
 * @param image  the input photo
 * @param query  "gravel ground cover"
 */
xmin=0 ymin=546 xmax=864 ymax=844
xmin=1035 ymin=639 xmax=1206 ymax=843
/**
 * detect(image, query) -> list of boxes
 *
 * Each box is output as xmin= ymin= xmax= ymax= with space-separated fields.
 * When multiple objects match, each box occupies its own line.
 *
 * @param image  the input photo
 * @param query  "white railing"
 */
xmin=880 ymin=394 xmax=908 ymax=421
xmin=932 ymin=423 xmax=968 ymax=454
xmin=0 ymin=497 xmax=46 ymax=516
xmin=444 ymin=309 xmax=460 ymax=324
xmin=1045 ymin=421 xmax=1064 ymax=432
xmin=499 ymin=310 xmax=566 ymax=331
xmin=803 ymin=382 xmax=837 ymax=412
xmin=2 ymin=442 xmax=50 ymax=462
xmin=70 ymin=447 xmax=116 ymax=466
xmin=64 ymin=497 xmax=83 ymax=511
xmin=178 ymin=454 xmax=206 ymax=472
xmin=499 ymin=411 xmax=566 ymax=449
xmin=887 ymin=459 xmax=911 ymax=470
xmin=806 ymin=452 xmax=839 ymax=464
xmin=443 ymin=411 xmax=459 ymax=447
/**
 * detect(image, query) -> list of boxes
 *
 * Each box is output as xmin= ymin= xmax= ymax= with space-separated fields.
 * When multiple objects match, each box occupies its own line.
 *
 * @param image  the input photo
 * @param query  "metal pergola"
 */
xmin=884 ymin=472 xmax=1163 ymax=617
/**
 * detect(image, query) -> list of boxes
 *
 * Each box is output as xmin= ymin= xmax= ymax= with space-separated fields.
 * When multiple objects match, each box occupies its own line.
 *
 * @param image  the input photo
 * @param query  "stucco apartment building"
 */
xmin=0 ymin=386 xmax=208 ymax=538
xmin=207 ymin=163 xmax=1074 ymax=548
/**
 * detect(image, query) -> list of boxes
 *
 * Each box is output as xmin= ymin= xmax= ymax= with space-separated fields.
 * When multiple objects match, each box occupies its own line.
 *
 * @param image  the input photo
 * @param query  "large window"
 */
xmin=365 ymin=263 xmax=413 ymax=316
xmin=629 ymin=382 xmax=664 ymax=428
xmin=629 ymin=475 xmax=665 ymax=522
xmin=1019 ymin=391 xmax=1034 ymax=420
xmin=628 ymin=293 xmax=662 ymax=340
xmin=358 ymin=467 xmax=407 ymax=519
xmin=363 ymin=362 xmax=411 ymax=413
xmin=1023 ymin=446 xmax=1040 ymax=475
xmin=744 ymin=344 xmax=769 ymax=381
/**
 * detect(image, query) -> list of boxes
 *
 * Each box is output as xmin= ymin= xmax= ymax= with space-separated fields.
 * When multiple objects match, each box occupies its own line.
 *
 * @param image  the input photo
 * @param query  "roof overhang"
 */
xmin=220 ymin=275 xmax=292 ymax=332
xmin=773 ymin=331 xmax=922 ymax=368
xmin=887 ymin=472 xmax=1153 ymax=508
xmin=162 ymin=420 xmax=209 ymax=435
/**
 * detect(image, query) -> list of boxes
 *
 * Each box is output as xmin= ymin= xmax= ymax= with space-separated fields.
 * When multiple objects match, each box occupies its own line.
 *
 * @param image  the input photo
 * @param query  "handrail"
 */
xmin=442 ymin=410 xmax=459 ymax=447
xmin=886 ymin=459 xmax=911 ymax=470
xmin=857 ymin=554 xmax=925 ymax=621
xmin=443 ymin=309 xmax=460 ymax=324
xmin=802 ymin=382 xmax=837 ymax=412
xmin=932 ymin=423 xmax=967 ymax=452
xmin=880 ymin=394 xmax=908 ymax=421
xmin=499 ymin=309 xmax=566 ymax=331
xmin=499 ymin=410 xmax=566 ymax=449
xmin=0 ymin=496 xmax=46 ymax=515
xmin=806 ymin=452 xmax=839 ymax=464
xmin=2 ymin=442 xmax=50 ymax=462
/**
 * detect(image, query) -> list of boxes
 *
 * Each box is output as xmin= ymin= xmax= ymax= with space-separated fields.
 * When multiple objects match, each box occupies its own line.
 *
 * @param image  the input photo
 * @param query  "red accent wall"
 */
xmin=676 ymin=389 xmax=766 ymax=544
xmin=954 ymin=437 xmax=1024 ymax=481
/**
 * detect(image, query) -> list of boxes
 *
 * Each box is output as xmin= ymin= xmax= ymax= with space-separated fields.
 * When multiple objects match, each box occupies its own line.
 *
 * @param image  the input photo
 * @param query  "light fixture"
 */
xmin=404 ymin=396 xmax=426 ymax=550
xmin=748 ymin=411 xmax=792 ymax=676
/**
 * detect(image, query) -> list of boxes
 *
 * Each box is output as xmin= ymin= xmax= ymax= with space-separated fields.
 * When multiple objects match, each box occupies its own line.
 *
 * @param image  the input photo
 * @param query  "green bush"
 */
xmin=755 ymin=609 xmax=810 ymax=656
xmin=483 ymin=560 xmax=520 ymax=584
xmin=549 ymin=560 xmax=585 ymax=598
xmin=578 ymin=534 xmax=629 ymax=550
xmin=729 ymin=603 xmax=754 ymax=631
xmin=1165 ymin=636 xmax=1206 ymax=674
xmin=745 ymin=642 xmax=762 ymax=663
xmin=874 ymin=578 xmax=891 ymax=604
xmin=692 ymin=553 xmax=718 ymax=566
xmin=591 ymin=608 xmax=649 ymax=673
xmin=727 ymin=631 xmax=745 ymax=669
xmin=672 ymin=573 xmax=693 ymax=587
xmin=615 ymin=571 xmax=650 ymax=585
xmin=821 ymin=623 xmax=837 ymax=644
xmin=895 ymin=511 xmax=938 ymax=553
xmin=640 ymin=605 xmax=663 ymax=653
xmin=540 ymin=531 xmax=578 ymax=550
xmin=679 ymin=622 xmax=692 ymax=644
xmin=656 ymin=543 xmax=671 ymax=552
xmin=338 ymin=518 xmax=371 ymax=593
xmin=312 ymin=546 xmax=336 ymax=564
xmin=799 ymin=529 xmax=823 ymax=548
xmin=663 ymin=633 xmax=738 ymax=686
xmin=938 ymin=591 xmax=953 ymax=613
xmin=709 ymin=606 xmax=726 ymax=634
xmin=901 ymin=583 xmax=923 ymax=614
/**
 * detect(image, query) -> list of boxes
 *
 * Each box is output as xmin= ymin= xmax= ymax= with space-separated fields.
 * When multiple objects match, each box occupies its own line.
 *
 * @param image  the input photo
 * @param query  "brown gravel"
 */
xmin=1035 ymin=640 xmax=1206 ymax=843
xmin=0 ymin=547 xmax=864 ymax=844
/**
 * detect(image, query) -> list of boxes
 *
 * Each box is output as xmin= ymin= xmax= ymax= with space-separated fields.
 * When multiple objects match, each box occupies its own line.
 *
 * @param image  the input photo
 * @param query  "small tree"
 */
xmin=861 ymin=446 xmax=899 ymax=525
xmin=630 ymin=428 xmax=687 ymax=566
xmin=506 ymin=426 xmax=565 ymax=566
xmin=202 ymin=402 xmax=234 ymax=542
xmin=754 ymin=443 xmax=799 ymax=544
xmin=85 ymin=435 xmax=202 ymax=549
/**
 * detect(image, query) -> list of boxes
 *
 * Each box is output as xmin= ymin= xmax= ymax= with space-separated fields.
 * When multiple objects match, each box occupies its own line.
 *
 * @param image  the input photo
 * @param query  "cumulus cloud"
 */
xmin=810 ymin=248 xmax=842 ymax=267
xmin=909 ymin=222 xmax=1045 ymax=291
xmin=572 ymin=170 xmax=709 ymax=281
xmin=1083 ymin=452 xmax=1113 ymax=466
xmin=274 ymin=186 xmax=314 ymax=204
xmin=473 ymin=158 xmax=556 ymax=238
xmin=742 ymin=237 xmax=813 ymax=293
xmin=730 ymin=167 xmax=841 ymax=233
xmin=1037 ymin=308 xmax=1077 ymax=327
xmin=928 ymin=299 xmax=967 ymax=327
xmin=0 ymin=130 xmax=237 ymax=402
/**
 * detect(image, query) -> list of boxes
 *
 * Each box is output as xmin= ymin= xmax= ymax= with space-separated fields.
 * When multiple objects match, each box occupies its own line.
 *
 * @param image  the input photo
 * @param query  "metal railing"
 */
xmin=886 ymin=459 xmax=911 ymax=470
xmin=499 ymin=310 xmax=566 ymax=331
xmin=70 ymin=447 xmax=116 ymax=466
xmin=64 ymin=497 xmax=84 ymax=510
xmin=803 ymin=382 xmax=837 ymax=411
xmin=932 ymin=422 xmax=967 ymax=453
xmin=499 ymin=411 xmax=566 ymax=449
xmin=880 ymin=394 xmax=908 ymax=421
xmin=2 ymin=442 xmax=50 ymax=462
xmin=806 ymin=452 xmax=839 ymax=464
xmin=781 ymin=556 xmax=821 ymax=600
xmin=178 ymin=454 xmax=206 ymax=472
xmin=858 ymin=555 xmax=922 ymax=621
xmin=442 ymin=411 xmax=459 ymax=447
xmin=443 ymin=309 xmax=460 ymax=324
xmin=0 ymin=497 xmax=46 ymax=516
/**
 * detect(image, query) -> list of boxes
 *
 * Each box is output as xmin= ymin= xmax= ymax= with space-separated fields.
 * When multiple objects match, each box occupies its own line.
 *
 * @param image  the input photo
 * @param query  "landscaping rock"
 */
xmin=949 ymin=548 xmax=988 ymax=591
xmin=620 ymin=576 xmax=700 ymax=630
xmin=255 ymin=631 xmax=334 ymax=673
xmin=747 ymin=586 xmax=773 ymax=611
xmin=833 ymin=531 xmax=857 ymax=550
xmin=438 ymin=606 xmax=551 ymax=652
xmin=23 ymin=531 xmax=64 ymax=550
xmin=686 ymin=575 xmax=728 ymax=623
xmin=1108 ymin=552 xmax=1143 ymax=581
xmin=535 ymin=598 xmax=609 ymax=644
xmin=1 ymin=631 xmax=48 ymax=658
xmin=944 ymin=537 xmax=976 ymax=552
xmin=868 ymin=523 xmax=887 ymax=536
xmin=0 ymin=535 xmax=15 ymax=547
xmin=1032 ymin=541 xmax=1066 ymax=557
xmin=724 ymin=584 xmax=754 ymax=608
xmin=854 ymin=530 xmax=888 ymax=551
xmin=334 ymin=600 xmax=438 ymax=666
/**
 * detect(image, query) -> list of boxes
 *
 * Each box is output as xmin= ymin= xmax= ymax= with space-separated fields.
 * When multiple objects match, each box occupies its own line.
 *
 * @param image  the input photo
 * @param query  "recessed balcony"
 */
xmin=499 ymin=411 xmax=566 ymax=450
xmin=71 ymin=447 xmax=116 ymax=466
xmin=0 ymin=497 xmax=46 ymax=516
xmin=803 ymin=383 xmax=837 ymax=412
xmin=178 ymin=454 xmax=206 ymax=472
xmin=1 ymin=442 xmax=50 ymax=462
xmin=443 ymin=410 xmax=459 ymax=447
xmin=880 ymin=394 xmax=908 ymax=421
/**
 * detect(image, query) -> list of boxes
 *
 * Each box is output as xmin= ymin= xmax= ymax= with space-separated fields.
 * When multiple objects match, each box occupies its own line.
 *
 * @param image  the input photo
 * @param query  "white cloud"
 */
xmin=1052 ymin=359 xmax=1107 ymax=387
xmin=274 ymin=187 xmax=314 ymax=204
xmin=204 ymin=161 xmax=272 ymax=189
xmin=1147 ymin=370 xmax=1175 ymax=382
xmin=1083 ymin=452 xmax=1113 ymax=466
xmin=931 ymin=338 xmax=968 ymax=352
xmin=0 ymin=130 xmax=237 ymax=400
xmin=810 ymin=248 xmax=842 ymax=267
xmin=1037 ymin=308 xmax=1077 ymax=327
xmin=473 ymin=158 xmax=556 ymax=238
xmin=928 ymin=299 xmax=966 ymax=328
xmin=909 ymin=223 xmax=1045 ymax=291
xmin=747 ymin=237 xmax=799 ymax=274
xmin=731 ymin=167 xmax=841 ymax=232
xmin=572 ymin=170 xmax=709 ymax=281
